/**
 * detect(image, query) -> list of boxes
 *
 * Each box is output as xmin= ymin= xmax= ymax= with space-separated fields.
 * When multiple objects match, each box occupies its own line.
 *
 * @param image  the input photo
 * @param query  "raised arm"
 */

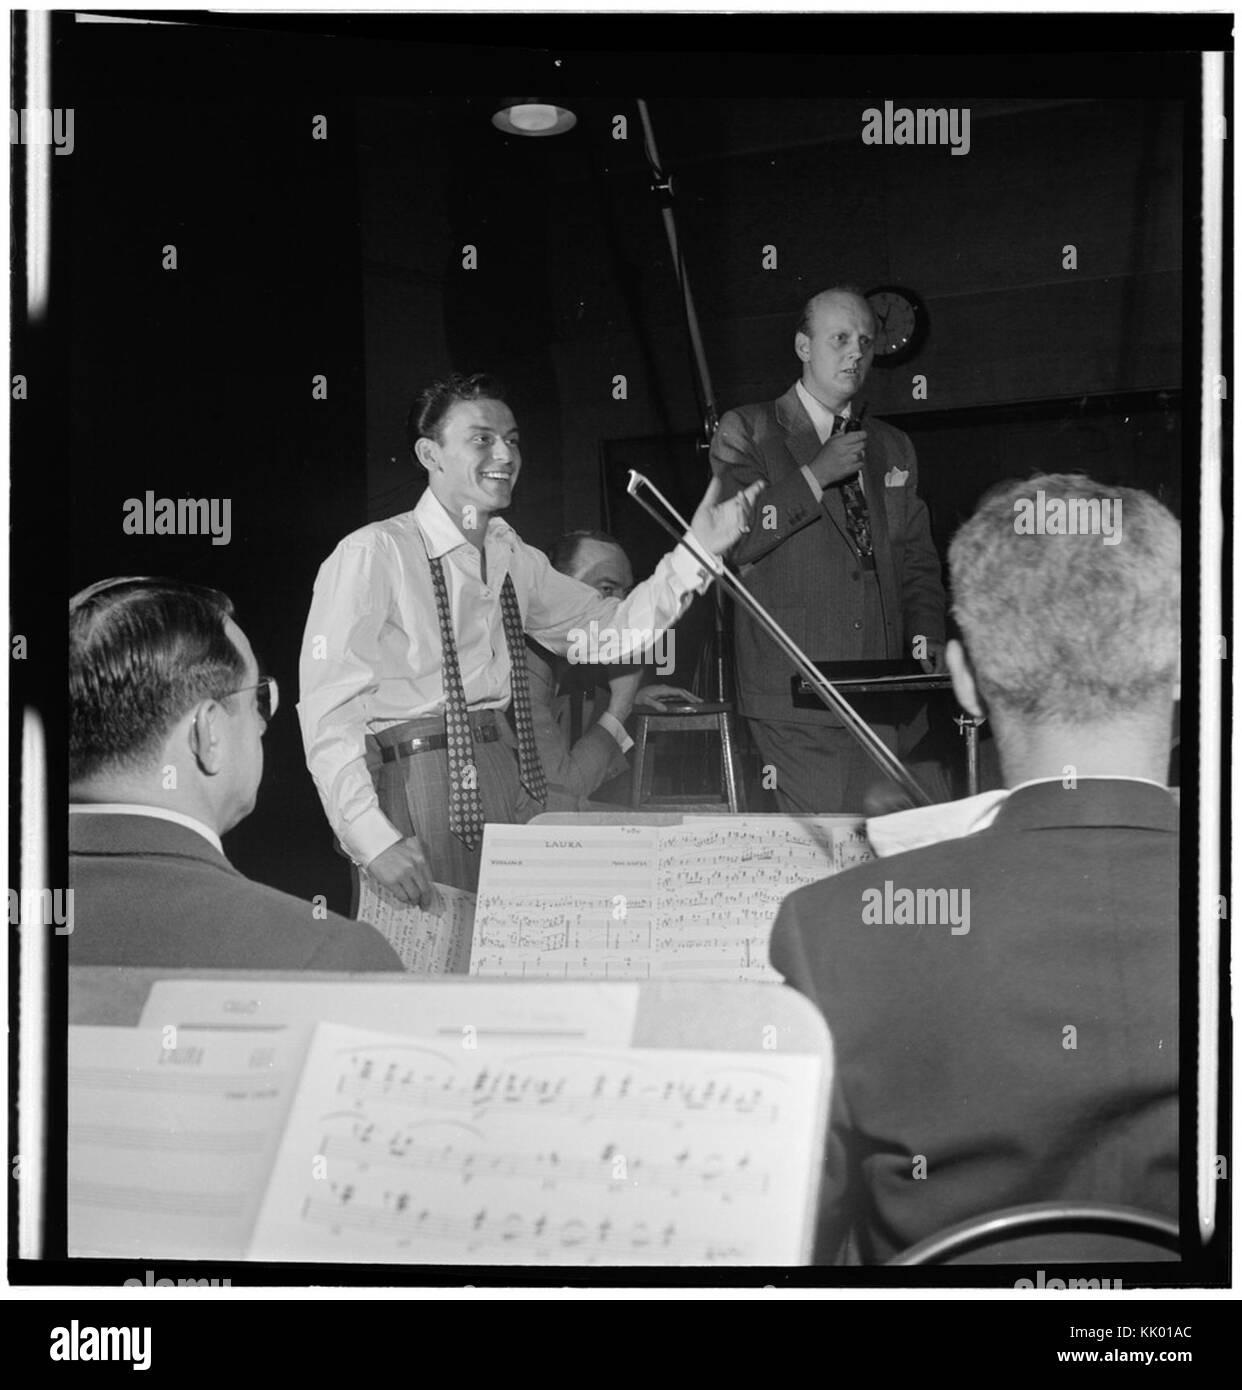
xmin=711 ymin=408 xmax=828 ymax=567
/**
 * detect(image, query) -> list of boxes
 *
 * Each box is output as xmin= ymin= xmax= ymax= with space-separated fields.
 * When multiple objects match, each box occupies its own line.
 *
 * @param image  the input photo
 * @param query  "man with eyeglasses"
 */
xmin=528 ymin=529 xmax=701 ymax=810
xmin=69 ymin=576 xmax=403 ymax=970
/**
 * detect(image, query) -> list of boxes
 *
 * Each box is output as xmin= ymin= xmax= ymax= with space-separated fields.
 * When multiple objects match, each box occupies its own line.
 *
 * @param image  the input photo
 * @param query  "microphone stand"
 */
xmin=626 ymin=469 xmax=933 ymax=808
xmin=634 ymin=98 xmax=730 ymax=703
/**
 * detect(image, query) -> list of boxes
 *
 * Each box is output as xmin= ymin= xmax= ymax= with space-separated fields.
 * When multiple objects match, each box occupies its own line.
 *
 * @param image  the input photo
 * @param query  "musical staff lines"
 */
xmin=471 ymin=818 xmax=872 ymax=982
xmin=248 ymin=1026 xmax=821 ymax=1266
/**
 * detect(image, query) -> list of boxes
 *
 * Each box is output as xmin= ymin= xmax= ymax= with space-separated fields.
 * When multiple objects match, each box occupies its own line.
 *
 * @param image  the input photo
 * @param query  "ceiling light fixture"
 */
xmin=492 ymin=99 xmax=577 ymax=137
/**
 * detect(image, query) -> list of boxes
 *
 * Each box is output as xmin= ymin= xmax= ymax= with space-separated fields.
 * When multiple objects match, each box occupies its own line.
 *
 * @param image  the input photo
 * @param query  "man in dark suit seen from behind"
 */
xmin=69 ymin=577 xmax=402 ymax=971
xmin=771 ymin=473 xmax=1180 ymax=1262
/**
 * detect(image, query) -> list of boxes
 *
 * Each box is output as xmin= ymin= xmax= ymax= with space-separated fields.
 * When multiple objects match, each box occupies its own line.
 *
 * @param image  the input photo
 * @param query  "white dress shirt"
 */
xmin=68 ymin=802 xmax=224 ymax=855
xmin=298 ymin=488 xmax=713 ymax=866
xmin=795 ymin=379 xmax=859 ymax=503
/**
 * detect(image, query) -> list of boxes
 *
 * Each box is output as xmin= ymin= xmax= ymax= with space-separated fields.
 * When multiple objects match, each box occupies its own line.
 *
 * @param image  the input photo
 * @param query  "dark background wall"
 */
xmin=36 ymin=14 xmax=1199 ymax=908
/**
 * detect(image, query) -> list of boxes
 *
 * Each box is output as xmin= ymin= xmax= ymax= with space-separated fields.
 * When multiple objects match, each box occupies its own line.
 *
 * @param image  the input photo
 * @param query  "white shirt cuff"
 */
xmin=597 ymin=710 xmax=634 ymax=753
xmin=348 ymin=811 xmax=404 ymax=870
xmin=801 ymin=464 xmax=825 ymax=502
xmin=670 ymin=533 xmax=719 ymax=590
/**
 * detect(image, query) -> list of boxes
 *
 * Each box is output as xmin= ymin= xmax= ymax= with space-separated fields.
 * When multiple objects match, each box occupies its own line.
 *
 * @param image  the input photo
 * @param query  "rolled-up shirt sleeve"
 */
xmin=297 ymin=538 xmax=405 ymax=868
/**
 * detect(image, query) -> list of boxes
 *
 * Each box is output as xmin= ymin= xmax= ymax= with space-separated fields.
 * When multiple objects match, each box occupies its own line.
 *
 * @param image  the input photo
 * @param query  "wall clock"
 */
xmin=865 ymin=285 xmax=929 ymax=367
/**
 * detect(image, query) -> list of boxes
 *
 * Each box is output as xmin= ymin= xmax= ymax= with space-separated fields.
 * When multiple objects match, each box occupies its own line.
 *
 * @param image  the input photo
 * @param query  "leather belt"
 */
xmin=378 ymin=722 xmax=500 ymax=764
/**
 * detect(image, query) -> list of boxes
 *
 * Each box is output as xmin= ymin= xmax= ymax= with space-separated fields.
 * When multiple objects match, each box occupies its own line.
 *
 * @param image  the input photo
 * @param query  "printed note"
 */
xmin=68 ymin=1026 xmax=304 ymax=1260
xmin=357 ymin=878 xmax=475 ymax=973
xmin=472 ymin=818 xmax=872 ymax=982
xmin=248 ymin=1024 xmax=822 ymax=1266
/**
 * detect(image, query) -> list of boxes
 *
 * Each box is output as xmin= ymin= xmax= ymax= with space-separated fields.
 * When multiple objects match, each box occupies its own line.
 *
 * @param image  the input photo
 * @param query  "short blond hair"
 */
xmin=949 ymin=473 xmax=1180 ymax=724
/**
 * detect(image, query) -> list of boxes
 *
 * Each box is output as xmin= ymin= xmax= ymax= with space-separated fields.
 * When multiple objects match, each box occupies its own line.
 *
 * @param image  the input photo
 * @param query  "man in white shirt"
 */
xmin=69 ymin=577 xmax=401 ymax=970
xmin=298 ymin=373 xmax=760 ymax=905
xmin=710 ymin=287 xmax=947 ymax=813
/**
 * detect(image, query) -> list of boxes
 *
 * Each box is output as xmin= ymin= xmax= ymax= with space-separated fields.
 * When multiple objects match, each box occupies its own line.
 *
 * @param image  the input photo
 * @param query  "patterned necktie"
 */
xmin=427 ymin=554 xmax=485 ymax=850
xmin=833 ymin=414 xmax=873 ymax=559
xmin=500 ymin=574 xmax=549 ymax=805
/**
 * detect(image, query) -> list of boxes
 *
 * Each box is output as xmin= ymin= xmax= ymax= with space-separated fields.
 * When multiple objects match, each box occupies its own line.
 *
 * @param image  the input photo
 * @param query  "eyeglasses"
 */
xmin=220 ymin=675 xmax=280 ymax=727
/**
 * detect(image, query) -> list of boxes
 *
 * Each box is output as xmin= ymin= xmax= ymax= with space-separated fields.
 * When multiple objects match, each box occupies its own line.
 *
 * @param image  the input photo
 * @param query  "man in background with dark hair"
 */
xmin=299 ymin=372 xmax=760 ymax=903
xmin=529 ymin=529 xmax=700 ymax=810
xmin=711 ymin=286 xmax=946 ymax=813
xmin=69 ymin=577 xmax=402 ymax=971
xmin=770 ymin=474 xmax=1180 ymax=1262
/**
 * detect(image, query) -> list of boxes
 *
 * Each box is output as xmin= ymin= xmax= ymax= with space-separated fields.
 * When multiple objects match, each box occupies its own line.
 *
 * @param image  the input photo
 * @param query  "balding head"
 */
xmin=795 ymin=288 xmax=876 ymax=411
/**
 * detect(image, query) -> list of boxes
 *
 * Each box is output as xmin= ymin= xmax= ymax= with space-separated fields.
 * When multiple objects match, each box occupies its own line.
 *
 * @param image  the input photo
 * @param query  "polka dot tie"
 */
xmin=427 ymin=555 xmax=485 ymax=850
xmin=500 ymin=574 xmax=549 ymax=806
xmin=833 ymin=414 xmax=873 ymax=559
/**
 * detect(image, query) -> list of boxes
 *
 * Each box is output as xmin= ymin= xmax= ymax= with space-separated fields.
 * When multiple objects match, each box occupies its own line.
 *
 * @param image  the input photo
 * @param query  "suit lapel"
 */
xmin=777 ymin=387 xmax=904 ymax=635
xmin=775 ymin=386 xmax=851 ymax=546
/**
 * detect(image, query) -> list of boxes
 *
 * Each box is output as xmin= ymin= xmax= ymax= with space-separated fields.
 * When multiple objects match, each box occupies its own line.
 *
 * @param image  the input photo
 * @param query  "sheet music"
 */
xmin=357 ymin=878 xmax=475 ymax=973
xmin=139 ymin=979 xmax=641 ymax=1052
xmin=472 ymin=818 xmax=872 ymax=982
xmin=471 ymin=825 xmax=661 ymax=979
xmin=69 ymin=1026 xmax=304 ymax=1260
xmin=655 ymin=818 xmax=873 ymax=982
xmin=248 ymin=1024 xmax=822 ymax=1266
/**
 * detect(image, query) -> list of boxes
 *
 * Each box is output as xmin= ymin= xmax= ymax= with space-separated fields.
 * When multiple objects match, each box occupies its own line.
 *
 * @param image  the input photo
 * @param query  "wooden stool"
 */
xmin=630 ymin=701 xmax=746 ymax=813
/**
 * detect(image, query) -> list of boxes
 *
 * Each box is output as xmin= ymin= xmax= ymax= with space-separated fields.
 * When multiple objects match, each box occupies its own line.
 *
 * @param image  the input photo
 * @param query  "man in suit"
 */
xmin=711 ymin=286 xmax=947 ymax=812
xmin=69 ymin=577 xmax=402 ymax=970
xmin=528 ymin=530 xmax=700 ymax=810
xmin=770 ymin=473 xmax=1180 ymax=1263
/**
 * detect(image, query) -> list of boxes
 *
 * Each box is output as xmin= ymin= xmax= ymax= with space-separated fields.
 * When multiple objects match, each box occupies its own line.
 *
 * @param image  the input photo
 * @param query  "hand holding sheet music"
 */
xmin=357 ymin=878 xmax=475 ymax=973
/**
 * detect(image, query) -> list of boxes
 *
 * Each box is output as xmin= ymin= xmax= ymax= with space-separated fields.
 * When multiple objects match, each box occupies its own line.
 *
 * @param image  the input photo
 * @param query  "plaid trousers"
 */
xmin=364 ymin=709 xmax=543 ymax=893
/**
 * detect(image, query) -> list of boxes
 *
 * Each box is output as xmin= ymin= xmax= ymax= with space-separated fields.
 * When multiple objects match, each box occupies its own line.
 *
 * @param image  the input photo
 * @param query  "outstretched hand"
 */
xmin=689 ymin=476 xmax=766 ymax=559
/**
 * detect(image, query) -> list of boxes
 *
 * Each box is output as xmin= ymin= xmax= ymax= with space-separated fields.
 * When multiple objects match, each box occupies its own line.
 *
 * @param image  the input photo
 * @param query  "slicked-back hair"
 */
xmin=406 ymin=372 xmax=510 ymax=460
xmin=796 ymin=284 xmax=869 ymax=338
xmin=547 ymin=529 xmax=623 ymax=576
xmin=948 ymin=473 xmax=1180 ymax=726
xmin=69 ymin=576 xmax=248 ymax=782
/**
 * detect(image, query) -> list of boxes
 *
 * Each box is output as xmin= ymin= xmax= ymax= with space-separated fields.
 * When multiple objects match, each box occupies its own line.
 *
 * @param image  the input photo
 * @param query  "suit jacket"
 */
xmin=710 ymin=386 xmax=946 ymax=724
xmin=526 ymin=640 xmax=628 ymax=807
xmin=69 ymin=812 xmax=403 ymax=971
xmin=769 ymin=779 xmax=1179 ymax=1263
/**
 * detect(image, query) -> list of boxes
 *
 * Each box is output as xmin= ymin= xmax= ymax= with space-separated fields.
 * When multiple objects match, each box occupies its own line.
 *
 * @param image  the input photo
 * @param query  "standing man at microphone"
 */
xmin=298 ymin=372 xmax=761 ymax=908
xmin=710 ymin=286 xmax=947 ymax=813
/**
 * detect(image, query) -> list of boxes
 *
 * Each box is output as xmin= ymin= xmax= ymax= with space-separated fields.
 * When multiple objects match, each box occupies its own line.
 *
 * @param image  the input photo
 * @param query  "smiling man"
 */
xmin=299 ymin=372 xmax=760 ymax=905
xmin=710 ymin=287 xmax=947 ymax=813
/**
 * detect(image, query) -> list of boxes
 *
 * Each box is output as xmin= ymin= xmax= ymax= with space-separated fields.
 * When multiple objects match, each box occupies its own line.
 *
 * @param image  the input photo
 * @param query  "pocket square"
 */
xmin=884 ymin=467 xmax=910 ymax=488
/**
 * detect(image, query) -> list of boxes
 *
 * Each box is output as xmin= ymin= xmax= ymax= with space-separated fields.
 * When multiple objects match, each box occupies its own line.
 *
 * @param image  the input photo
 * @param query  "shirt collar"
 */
xmin=69 ymin=803 xmax=224 ymax=855
xmin=413 ymin=487 xmax=514 ymax=561
xmin=795 ymin=379 xmax=851 ymax=443
xmin=866 ymin=774 xmax=1176 ymax=858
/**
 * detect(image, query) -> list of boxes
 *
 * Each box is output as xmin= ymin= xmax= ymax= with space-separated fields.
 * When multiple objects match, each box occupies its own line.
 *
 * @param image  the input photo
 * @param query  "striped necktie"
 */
xmin=500 ymin=574 xmax=549 ymax=805
xmin=833 ymin=414 xmax=873 ymax=559
xmin=426 ymin=554 xmax=485 ymax=850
